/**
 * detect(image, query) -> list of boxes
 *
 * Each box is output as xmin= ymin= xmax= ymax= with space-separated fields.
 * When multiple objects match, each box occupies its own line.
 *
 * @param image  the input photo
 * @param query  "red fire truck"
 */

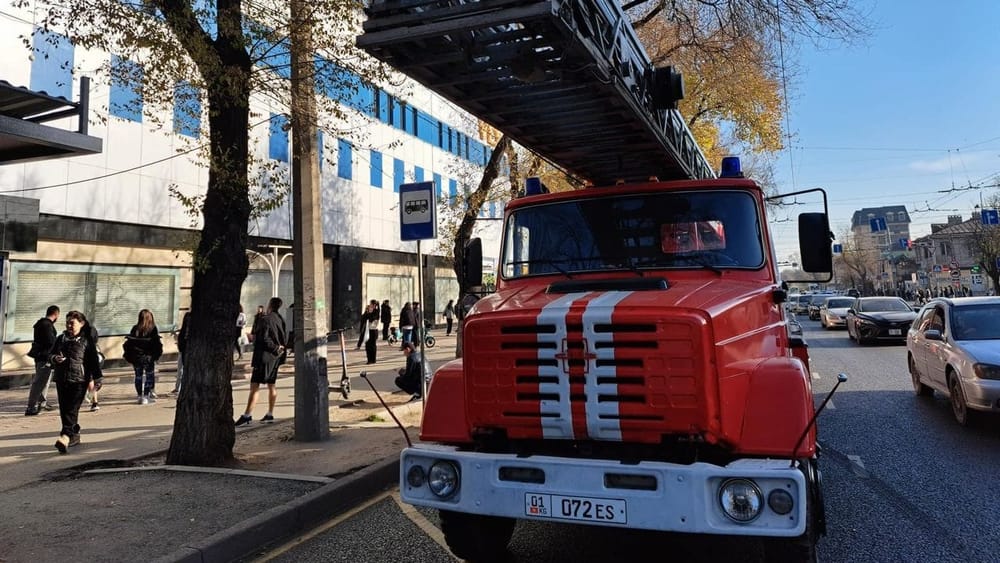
xmin=359 ymin=2 xmax=840 ymax=561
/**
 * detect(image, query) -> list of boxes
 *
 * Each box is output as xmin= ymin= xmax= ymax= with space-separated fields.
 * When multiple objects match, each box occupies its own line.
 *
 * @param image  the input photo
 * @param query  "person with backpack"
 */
xmin=49 ymin=310 xmax=103 ymax=453
xmin=123 ymin=309 xmax=164 ymax=405
xmin=24 ymin=305 xmax=60 ymax=416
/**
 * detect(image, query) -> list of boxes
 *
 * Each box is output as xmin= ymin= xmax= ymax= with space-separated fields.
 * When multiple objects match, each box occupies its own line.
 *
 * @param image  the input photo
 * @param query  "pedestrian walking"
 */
xmin=356 ymin=300 xmax=375 ymax=349
xmin=50 ymin=310 xmax=103 ymax=454
xmin=412 ymin=301 xmax=424 ymax=342
xmin=24 ymin=305 xmax=60 ymax=416
xmin=364 ymin=302 xmax=380 ymax=364
xmin=443 ymin=299 xmax=455 ymax=336
xmin=235 ymin=304 xmax=247 ymax=360
xmin=380 ymin=299 xmax=392 ymax=342
xmin=123 ymin=309 xmax=164 ymax=404
xmin=236 ymin=297 xmax=287 ymax=426
xmin=82 ymin=317 xmax=103 ymax=412
xmin=399 ymin=302 xmax=414 ymax=346
xmin=173 ymin=310 xmax=192 ymax=394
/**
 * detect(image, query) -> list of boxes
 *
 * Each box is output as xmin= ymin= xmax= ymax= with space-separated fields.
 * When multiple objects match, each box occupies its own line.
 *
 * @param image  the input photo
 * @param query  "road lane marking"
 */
xmin=811 ymin=372 xmax=820 ymax=380
xmin=846 ymin=454 xmax=870 ymax=478
xmin=393 ymin=492 xmax=462 ymax=560
xmin=825 ymin=399 xmax=835 ymax=410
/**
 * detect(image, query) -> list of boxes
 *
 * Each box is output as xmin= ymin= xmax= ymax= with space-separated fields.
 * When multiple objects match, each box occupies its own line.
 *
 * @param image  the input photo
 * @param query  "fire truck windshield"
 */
xmin=501 ymin=190 xmax=765 ymax=279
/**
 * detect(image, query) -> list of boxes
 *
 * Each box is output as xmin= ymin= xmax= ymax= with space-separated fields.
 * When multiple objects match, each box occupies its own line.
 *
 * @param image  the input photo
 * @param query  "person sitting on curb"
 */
xmin=394 ymin=341 xmax=429 ymax=401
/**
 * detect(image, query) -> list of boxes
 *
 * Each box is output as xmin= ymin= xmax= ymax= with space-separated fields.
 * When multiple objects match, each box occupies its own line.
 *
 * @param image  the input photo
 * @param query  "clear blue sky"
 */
xmin=768 ymin=0 xmax=1000 ymax=260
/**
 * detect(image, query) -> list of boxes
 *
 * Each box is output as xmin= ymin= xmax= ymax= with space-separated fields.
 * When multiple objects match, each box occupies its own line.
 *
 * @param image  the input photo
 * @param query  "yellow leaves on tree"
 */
xmin=637 ymin=19 xmax=784 ymax=160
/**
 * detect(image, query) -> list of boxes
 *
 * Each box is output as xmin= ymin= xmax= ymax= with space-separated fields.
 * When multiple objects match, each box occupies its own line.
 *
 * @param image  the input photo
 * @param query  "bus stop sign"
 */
xmin=399 ymin=181 xmax=437 ymax=241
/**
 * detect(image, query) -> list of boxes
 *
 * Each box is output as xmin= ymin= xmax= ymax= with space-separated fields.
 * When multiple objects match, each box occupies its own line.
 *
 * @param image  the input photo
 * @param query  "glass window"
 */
xmin=950 ymin=304 xmax=1000 ymax=340
xmin=857 ymin=298 xmax=911 ymax=313
xmin=501 ymin=190 xmax=764 ymax=279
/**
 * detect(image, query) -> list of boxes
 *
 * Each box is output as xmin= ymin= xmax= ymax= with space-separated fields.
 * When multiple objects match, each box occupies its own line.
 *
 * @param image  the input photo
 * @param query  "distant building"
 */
xmin=912 ymin=214 xmax=991 ymax=294
xmin=849 ymin=206 xmax=913 ymax=292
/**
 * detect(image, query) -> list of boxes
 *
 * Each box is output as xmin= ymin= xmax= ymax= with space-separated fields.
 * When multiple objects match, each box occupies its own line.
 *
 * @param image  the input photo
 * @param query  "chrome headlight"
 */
xmin=428 ymin=461 xmax=460 ymax=498
xmin=719 ymin=479 xmax=763 ymax=523
xmin=973 ymin=363 xmax=1000 ymax=380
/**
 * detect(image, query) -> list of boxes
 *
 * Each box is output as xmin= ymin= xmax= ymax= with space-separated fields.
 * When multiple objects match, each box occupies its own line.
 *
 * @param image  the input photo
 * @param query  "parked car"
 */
xmin=845 ymin=296 xmax=918 ymax=344
xmin=907 ymin=297 xmax=1000 ymax=426
xmin=806 ymin=293 xmax=836 ymax=320
xmin=819 ymin=296 xmax=856 ymax=329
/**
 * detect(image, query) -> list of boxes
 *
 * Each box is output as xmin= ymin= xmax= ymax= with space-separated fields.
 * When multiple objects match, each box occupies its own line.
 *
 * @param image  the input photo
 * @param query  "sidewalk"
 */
xmin=0 ymin=334 xmax=458 ymax=563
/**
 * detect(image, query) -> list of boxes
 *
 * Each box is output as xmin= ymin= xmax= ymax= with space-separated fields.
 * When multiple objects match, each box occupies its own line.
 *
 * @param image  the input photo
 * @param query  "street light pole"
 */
xmin=247 ymin=244 xmax=293 ymax=298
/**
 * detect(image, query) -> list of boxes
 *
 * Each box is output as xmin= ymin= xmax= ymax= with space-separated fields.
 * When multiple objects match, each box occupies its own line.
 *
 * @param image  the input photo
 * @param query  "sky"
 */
xmin=766 ymin=0 xmax=1000 ymax=261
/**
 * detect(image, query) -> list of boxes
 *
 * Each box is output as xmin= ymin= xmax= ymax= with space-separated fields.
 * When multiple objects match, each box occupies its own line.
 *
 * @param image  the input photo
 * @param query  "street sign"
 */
xmin=869 ymin=217 xmax=887 ymax=232
xmin=832 ymin=243 xmax=843 ymax=254
xmin=932 ymin=265 xmax=942 ymax=273
xmin=951 ymin=260 xmax=960 ymax=271
xmin=981 ymin=209 xmax=999 ymax=225
xmin=950 ymin=270 xmax=961 ymax=280
xmin=898 ymin=238 xmax=909 ymax=249
xmin=399 ymin=181 xmax=437 ymax=241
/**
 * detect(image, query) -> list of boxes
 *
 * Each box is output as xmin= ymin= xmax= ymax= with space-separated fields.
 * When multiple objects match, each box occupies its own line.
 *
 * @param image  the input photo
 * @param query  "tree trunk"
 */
xmin=453 ymin=135 xmax=511 ymax=358
xmin=166 ymin=59 xmax=252 ymax=466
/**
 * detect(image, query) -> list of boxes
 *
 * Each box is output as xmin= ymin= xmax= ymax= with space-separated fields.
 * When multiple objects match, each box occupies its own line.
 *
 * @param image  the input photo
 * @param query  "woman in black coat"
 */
xmin=50 ymin=310 xmax=103 ymax=453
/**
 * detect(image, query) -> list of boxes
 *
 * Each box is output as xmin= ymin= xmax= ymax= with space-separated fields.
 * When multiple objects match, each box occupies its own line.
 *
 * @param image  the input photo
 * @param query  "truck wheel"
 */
xmin=763 ymin=502 xmax=818 ymax=563
xmin=439 ymin=510 xmax=516 ymax=562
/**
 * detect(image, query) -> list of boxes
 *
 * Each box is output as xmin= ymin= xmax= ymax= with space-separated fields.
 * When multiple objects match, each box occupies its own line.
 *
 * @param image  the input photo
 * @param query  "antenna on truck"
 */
xmin=790 ymin=373 xmax=847 ymax=467
xmin=359 ymin=371 xmax=413 ymax=448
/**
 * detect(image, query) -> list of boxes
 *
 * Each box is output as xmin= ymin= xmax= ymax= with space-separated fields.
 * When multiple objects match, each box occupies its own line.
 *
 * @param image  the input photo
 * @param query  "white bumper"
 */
xmin=399 ymin=445 xmax=807 ymax=537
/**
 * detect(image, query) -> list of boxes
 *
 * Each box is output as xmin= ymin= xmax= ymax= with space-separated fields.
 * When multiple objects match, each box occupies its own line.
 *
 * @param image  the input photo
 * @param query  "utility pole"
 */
xmin=289 ymin=0 xmax=329 ymax=441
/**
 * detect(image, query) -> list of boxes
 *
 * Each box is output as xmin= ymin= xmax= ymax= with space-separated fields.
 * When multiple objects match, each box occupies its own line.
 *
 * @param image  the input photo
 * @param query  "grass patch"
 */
xmin=365 ymin=414 xmax=386 ymax=423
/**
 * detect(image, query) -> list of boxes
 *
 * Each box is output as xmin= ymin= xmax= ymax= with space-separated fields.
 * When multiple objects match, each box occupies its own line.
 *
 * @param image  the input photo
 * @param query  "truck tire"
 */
xmin=763 ymin=505 xmax=818 ymax=563
xmin=439 ymin=510 xmax=516 ymax=562
xmin=764 ymin=460 xmax=820 ymax=563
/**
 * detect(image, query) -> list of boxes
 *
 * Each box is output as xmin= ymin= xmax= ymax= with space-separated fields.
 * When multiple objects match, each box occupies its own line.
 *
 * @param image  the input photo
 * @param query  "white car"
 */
xmin=907 ymin=297 xmax=1000 ymax=426
xmin=819 ymin=297 xmax=855 ymax=329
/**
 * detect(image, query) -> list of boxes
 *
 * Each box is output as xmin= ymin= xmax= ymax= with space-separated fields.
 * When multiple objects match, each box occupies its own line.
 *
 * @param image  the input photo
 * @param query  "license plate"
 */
xmin=889 ymin=329 xmax=902 ymax=336
xmin=525 ymin=493 xmax=627 ymax=524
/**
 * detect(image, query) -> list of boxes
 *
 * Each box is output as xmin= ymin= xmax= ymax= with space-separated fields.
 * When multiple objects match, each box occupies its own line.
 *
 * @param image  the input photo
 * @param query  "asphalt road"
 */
xmin=250 ymin=319 xmax=1000 ymax=563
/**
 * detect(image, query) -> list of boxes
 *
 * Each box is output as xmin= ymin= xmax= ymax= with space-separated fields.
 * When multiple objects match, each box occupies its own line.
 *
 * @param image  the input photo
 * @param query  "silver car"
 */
xmin=819 ymin=297 xmax=855 ymax=329
xmin=907 ymin=297 xmax=1000 ymax=426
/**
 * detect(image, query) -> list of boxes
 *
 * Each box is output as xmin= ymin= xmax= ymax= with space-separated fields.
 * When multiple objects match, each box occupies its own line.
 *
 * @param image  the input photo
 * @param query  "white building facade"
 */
xmin=0 ymin=5 xmax=503 ymax=371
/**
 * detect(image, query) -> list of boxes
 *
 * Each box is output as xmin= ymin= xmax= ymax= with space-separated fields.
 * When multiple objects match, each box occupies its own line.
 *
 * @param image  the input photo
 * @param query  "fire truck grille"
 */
xmin=467 ymin=318 xmax=707 ymax=441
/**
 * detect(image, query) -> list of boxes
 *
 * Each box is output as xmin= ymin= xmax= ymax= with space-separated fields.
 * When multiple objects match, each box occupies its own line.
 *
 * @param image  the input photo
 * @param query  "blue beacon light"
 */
xmin=720 ymin=156 xmax=743 ymax=178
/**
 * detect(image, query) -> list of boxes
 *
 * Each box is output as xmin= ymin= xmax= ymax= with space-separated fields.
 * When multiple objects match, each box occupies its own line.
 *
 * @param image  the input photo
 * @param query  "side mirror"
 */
xmin=463 ymin=238 xmax=483 ymax=288
xmin=847 ymin=308 xmax=855 ymax=314
xmin=798 ymin=212 xmax=833 ymax=273
xmin=924 ymin=329 xmax=943 ymax=341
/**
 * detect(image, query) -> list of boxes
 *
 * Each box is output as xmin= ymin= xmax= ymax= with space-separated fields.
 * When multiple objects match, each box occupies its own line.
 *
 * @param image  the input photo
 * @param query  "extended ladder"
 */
xmin=357 ymin=0 xmax=714 ymax=184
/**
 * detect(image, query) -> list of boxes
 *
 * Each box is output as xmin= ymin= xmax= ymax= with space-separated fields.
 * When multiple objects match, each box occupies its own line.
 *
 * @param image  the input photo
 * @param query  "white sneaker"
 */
xmin=139 ymin=396 xmax=148 ymax=405
xmin=148 ymin=391 xmax=158 ymax=399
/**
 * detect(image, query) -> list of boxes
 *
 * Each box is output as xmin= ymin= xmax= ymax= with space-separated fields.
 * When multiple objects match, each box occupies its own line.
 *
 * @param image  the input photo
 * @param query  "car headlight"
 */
xmin=973 ymin=363 xmax=1000 ymax=380
xmin=718 ymin=479 xmax=763 ymax=523
xmin=856 ymin=317 xmax=876 ymax=326
xmin=428 ymin=461 xmax=460 ymax=498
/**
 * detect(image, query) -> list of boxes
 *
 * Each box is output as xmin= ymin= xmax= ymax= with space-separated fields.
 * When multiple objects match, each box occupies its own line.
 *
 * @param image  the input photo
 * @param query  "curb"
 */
xmin=146 ymin=396 xmax=418 ymax=563
xmin=155 ymin=456 xmax=400 ymax=563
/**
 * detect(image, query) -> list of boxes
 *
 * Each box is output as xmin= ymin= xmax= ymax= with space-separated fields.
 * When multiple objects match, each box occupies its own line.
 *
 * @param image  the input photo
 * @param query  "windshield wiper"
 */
xmin=602 ymin=256 xmax=645 ymax=277
xmin=675 ymin=252 xmax=723 ymax=275
xmin=507 ymin=259 xmax=575 ymax=279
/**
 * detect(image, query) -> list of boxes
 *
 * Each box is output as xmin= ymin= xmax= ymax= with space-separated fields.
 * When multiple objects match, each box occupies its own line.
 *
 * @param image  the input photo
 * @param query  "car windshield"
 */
xmin=826 ymin=298 xmax=854 ymax=309
xmin=950 ymin=304 xmax=1000 ymax=340
xmin=857 ymin=298 xmax=910 ymax=312
xmin=501 ymin=190 xmax=765 ymax=278
xmin=809 ymin=294 xmax=833 ymax=305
